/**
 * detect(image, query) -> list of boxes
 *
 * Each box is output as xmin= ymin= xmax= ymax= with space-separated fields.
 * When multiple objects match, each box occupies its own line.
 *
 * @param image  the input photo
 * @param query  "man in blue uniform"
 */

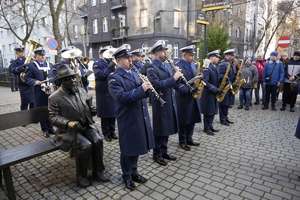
xmin=108 ymin=44 xmax=154 ymax=191
xmin=201 ymin=50 xmax=221 ymax=136
xmin=175 ymin=45 xmax=201 ymax=150
xmin=217 ymin=49 xmax=236 ymax=126
xmin=131 ymin=49 xmax=144 ymax=72
xmin=25 ymin=47 xmax=54 ymax=137
xmin=11 ymin=46 xmax=35 ymax=110
xmin=93 ymin=46 xmax=117 ymax=142
xmin=147 ymin=40 xmax=183 ymax=165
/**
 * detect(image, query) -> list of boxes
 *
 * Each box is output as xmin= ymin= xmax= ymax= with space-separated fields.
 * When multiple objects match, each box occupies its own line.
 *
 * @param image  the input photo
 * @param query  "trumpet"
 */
xmin=132 ymin=67 xmax=166 ymax=106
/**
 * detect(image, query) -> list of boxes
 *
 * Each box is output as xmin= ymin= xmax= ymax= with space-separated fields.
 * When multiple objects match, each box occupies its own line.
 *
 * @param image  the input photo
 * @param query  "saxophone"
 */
xmin=190 ymin=61 xmax=207 ymax=99
xmin=231 ymin=60 xmax=246 ymax=95
xmin=216 ymin=63 xmax=232 ymax=102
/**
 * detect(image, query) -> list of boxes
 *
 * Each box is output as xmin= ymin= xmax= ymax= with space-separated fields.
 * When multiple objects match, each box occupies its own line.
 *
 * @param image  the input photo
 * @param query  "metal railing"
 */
xmin=111 ymin=0 xmax=126 ymax=9
xmin=0 ymin=70 xmax=10 ymax=87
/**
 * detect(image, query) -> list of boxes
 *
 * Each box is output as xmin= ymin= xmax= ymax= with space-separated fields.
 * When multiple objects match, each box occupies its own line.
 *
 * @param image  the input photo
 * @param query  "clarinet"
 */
xmin=165 ymin=58 xmax=194 ymax=92
xmin=132 ymin=67 xmax=166 ymax=106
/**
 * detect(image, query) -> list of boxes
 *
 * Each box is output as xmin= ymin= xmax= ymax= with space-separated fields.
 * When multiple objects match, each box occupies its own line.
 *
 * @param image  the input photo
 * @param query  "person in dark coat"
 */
xmin=11 ymin=46 xmax=35 ymax=110
xmin=8 ymin=59 xmax=19 ymax=92
xmin=25 ymin=47 xmax=54 ymax=137
xmin=108 ymin=44 xmax=154 ymax=191
xmin=217 ymin=49 xmax=236 ymax=126
xmin=175 ymin=45 xmax=201 ymax=150
xmin=147 ymin=40 xmax=183 ymax=165
xmin=280 ymin=51 xmax=300 ymax=112
xmin=131 ymin=49 xmax=144 ymax=72
xmin=201 ymin=50 xmax=221 ymax=136
xmin=254 ymin=55 xmax=266 ymax=105
xmin=49 ymin=64 xmax=109 ymax=188
xmin=262 ymin=51 xmax=284 ymax=110
xmin=93 ymin=46 xmax=117 ymax=141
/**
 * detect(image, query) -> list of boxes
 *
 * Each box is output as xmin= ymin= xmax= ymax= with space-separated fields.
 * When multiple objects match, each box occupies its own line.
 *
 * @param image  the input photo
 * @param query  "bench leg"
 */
xmin=3 ymin=167 xmax=16 ymax=200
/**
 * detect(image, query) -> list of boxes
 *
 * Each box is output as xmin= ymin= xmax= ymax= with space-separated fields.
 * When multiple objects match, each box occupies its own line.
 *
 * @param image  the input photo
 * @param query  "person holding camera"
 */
xmin=262 ymin=51 xmax=284 ymax=111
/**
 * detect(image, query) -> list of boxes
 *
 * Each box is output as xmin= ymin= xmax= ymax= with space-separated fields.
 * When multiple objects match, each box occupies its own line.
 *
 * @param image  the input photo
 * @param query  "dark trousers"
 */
xmin=178 ymin=124 xmax=195 ymax=144
xmin=219 ymin=104 xmax=229 ymax=122
xmin=19 ymin=88 xmax=35 ymax=110
xmin=70 ymin=128 xmax=105 ymax=179
xmin=153 ymin=136 xmax=169 ymax=157
xmin=101 ymin=117 xmax=116 ymax=137
xmin=264 ymin=84 xmax=277 ymax=108
xmin=35 ymin=89 xmax=53 ymax=132
xmin=255 ymin=81 xmax=265 ymax=104
xmin=10 ymin=76 xmax=18 ymax=92
xmin=120 ymin=154 xmax=138 ymax=181
xmin=203 ymin=114 xmax=215 ymax=130
xmin=239 ymin=88 xmax=251 ymax=107
xmin=282 ymin=82 xmax=298 ymax=108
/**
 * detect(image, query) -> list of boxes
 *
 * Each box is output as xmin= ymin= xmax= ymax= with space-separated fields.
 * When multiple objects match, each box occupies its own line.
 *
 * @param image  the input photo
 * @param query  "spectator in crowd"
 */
xmin=238 ymin=58 xmax=258 ymax=110
xmin=281 ymin=51 xmax=300 ymax=112
xmin=254 ymin=55 xmax=266 ymax=105
xmin=262 ymin=51 xmax=284 ymax=111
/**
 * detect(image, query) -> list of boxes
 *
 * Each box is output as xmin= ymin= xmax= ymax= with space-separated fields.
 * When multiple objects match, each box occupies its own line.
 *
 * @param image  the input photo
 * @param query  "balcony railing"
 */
xmin=111 ymin=27 xmax=128 ymax=39
xmin=111 ymin=0 xmax=126 ymax=10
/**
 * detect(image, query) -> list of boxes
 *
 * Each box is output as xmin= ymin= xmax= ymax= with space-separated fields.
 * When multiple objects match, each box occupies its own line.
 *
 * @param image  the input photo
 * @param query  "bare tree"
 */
xmin=0 ymin=0 xmax=47 ymax=45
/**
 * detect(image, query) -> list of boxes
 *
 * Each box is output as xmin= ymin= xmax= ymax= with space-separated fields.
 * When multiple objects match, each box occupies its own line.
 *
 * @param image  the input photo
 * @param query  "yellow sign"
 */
xmin=202 ymin=5 xmax=230 ymax=12
xmin=197 ymin=20 xmax=210 ymax=25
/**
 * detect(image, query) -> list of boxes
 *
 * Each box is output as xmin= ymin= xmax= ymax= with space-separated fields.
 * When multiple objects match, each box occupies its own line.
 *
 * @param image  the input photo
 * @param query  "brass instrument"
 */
xmin=216 ymin=63 xmax=232 ymax=102
xmin=188 ymin=61 xmax=207 ymax=99
xmin=132 ymin=67 xmax=166 ymax=106
xmin=20 ymin=40 xmax=43 ymax=82
xmin=232 ymin=60 xmax=246 ymax=95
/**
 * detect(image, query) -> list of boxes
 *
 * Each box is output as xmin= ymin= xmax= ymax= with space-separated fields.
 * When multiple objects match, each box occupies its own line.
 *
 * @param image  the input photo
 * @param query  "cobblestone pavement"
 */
xmin=0 ymin=86 xmax=299 ymax=200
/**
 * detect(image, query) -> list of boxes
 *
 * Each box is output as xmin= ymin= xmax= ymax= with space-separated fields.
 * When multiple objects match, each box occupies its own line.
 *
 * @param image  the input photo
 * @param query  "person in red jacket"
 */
xmin=254 ymin=55 xmax=266 ymax=105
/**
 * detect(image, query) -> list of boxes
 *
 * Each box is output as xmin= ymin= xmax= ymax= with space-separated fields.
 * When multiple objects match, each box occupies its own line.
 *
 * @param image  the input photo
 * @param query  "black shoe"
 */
xmin=204 ymin=129 xmax=215 ymax=136
xmin=262 ymin=106 xmax=268 ymax=110
xmin=187 ymin=141 xmax=200 ymax=146
xmin=280 ymin=107 xmax=286 ymax=111
xmin=254 ymin=102 xmax=259 ymax=105
xmin=104 ymin=135 xmax=112 ymax=142
xmin=162 ymin=154 xmax=177 ymax=161
xmin=43 ymin=131 xmax=50 ymax=138
xmin=226 ymin=119 xmax=234 ymax=124
xmin=220 ymin=121 xmax=230 ymax=126
xmin=124 ymin=179 xmax=136 ymax=191
xmin=77 ymin=177 xmax=91 ymax=188
xmin=245 ymin=107 xmax=249 ymax=111
xmin=94 ymin=171 xmax=109 ymax=182
xmin=271 ymin=107 xmax=277 ymax=111
xmin=153 ymin=156 xmax=168 ymax=166
xmin=211 ymin=128 xmax=219 ymax=132
xmin=290 ymin=107 xmax=295 ymax=112
xmin=237 ymin=105 xmax=243 ymax=109
xmin=179 ymin=144 xmax=191 ymax=151
xmin=110 ymin=133 xmax=118 ymax=140
xmin=132 ymin=174 xmax=147 ymax=184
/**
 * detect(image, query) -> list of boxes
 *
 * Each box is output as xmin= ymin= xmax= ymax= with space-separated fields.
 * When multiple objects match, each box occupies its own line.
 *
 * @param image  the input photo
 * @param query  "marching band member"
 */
xmin=217 ymin=49 xmax=236 ymax=126
xmin=49 ymin=64 xmax=108 ymax=188
xmin=25 ymin=47 xmax=54 ymax=137
xmin=11 ymin=46 xmax=35 ymax=110
xmin=108 ymin=45 xmax=154 ymax=190
xmin=130 ymin=49 xmax=144 ymax=71
xmin=201 ymin=50 xmax=221 ymax=136
xmin=175 ymin=45 xmax=201 ymax=150
xmin=93 ymin=46 xmax=117 ymax=142
xmin=147 ymin=40 xmax=183 ymax=165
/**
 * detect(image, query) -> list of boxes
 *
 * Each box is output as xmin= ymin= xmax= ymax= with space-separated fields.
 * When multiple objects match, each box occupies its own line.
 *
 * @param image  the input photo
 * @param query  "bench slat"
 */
xmin=0 ymin=140 xmax=59 ymax=169
xmin=0 ymin=107 xmax=49 ymax=131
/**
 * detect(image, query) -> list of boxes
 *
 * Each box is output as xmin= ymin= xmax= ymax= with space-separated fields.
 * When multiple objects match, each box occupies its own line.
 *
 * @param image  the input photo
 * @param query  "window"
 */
xmin=74 ymin=25 xmax=79 ymax=38
xmin=73 ymin=0 xmax=77 ymax=10
xmin=102 ymin=17 xmax=108 ymax=32
xmin=91 ymin=0 xmax=96 ymax=6
xmin=174 ymin=10 xmax=180 ymax=28
xmin=174 ymin=43 xmax=179 ymax=58
xmin=236 ymin=27 xmax=240 ymax=39
xmin=140 ymin=9 xmax=148 ymax=28
xmin=100 ymin=0 xmax=106 ymax=3
xmin=119 ymin=14 xmax=126 ymax=36
xmin=93 ymin=19 xmax=98 ymax=34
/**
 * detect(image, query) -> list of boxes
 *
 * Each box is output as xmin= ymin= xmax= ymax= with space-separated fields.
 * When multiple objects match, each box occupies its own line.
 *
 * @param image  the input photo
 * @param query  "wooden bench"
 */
xmin=0 ymin=107 xmax=60 ymax=200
